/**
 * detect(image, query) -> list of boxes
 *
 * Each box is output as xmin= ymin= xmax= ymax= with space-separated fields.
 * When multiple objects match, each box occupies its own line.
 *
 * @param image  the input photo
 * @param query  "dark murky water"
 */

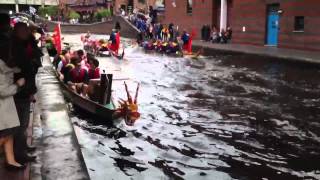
xmin=65 ymin=35 xmax=320 ymax=180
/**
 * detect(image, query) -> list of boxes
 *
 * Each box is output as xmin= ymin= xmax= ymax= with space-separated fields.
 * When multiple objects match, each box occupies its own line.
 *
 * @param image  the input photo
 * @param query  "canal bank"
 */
xmin=193 ymin=40 xmax=320 ymax=64
xmin=30 ymin=49 xmax=89 ymax=180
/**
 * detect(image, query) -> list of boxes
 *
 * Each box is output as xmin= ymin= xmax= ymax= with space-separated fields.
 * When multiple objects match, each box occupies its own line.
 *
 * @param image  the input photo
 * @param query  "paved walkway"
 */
xmin=0 ymin=111 xmax=33 ymax=180
xmin=193 ymin=40 xmax=320 ymax=64
xmin=0 ymin=99 xmax=36 ymax=180
xmin=30 ymin=50 xmax=89 ymax=180
xmin=0 ymin=49 xmax=89 ymax=180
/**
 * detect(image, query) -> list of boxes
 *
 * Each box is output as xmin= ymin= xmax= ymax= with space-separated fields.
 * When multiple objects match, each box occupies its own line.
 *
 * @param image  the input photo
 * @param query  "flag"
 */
xmin=53 ymin=24 xmax=62 ymax=54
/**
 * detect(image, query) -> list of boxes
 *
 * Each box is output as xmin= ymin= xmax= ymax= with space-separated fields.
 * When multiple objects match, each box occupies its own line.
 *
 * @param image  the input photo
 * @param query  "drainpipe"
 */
xmin=220 ymin=0 xmax=227 ymax=32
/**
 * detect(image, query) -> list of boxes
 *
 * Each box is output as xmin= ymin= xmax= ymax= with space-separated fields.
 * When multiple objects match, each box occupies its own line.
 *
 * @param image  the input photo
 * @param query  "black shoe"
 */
xmin=5 ymin=163 xmax=26 ymax=171
xmin=27 ymin=145 xmax=37 ymax=152
xmin=17 ymin=155 xmax=37 ymax=164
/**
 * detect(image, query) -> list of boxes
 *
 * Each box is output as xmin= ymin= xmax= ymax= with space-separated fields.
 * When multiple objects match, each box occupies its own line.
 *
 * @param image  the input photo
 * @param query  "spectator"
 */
xmin=0 ymin=12 xmax=26 ymax=170
xmin=136 ymin=31 xmax=144 ymax=45
xmin=115 ymin=21 xmax=121 ymax=32
xmin=12 ymin=22 xmax=42 ymax=164
xmin=220 ymin=29 xmax=227 ymax=43
xmin=211 ymin=26 xmax=220 ymax=43
xmin=162 ymin=25 xmax=169 ymax=42
xmin=157 ymin=24 xmax=163 ymax=40
xmin=226 ymin=26 xmax=232 ymax=42
xmin=169 ymin=23 xmax=174 ymax=41
xmin=205 ymin=25 xmax=211 ymax=41
xmin=201 ymin=25 xmax=205 ymax=41
xmin=147 ymin=24 xmax=154 ymax=39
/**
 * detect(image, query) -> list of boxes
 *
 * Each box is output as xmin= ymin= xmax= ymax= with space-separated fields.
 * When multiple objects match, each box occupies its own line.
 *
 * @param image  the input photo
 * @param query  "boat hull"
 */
xmin=56 ymin=73 xmax=116 ymax=121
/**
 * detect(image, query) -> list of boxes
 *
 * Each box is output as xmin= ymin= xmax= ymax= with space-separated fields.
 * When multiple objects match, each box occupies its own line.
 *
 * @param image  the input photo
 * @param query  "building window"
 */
xmin=294 ymin=16 xmax=304 ymax=31
xmin=187 ymin=0 xmax=192 ymax=14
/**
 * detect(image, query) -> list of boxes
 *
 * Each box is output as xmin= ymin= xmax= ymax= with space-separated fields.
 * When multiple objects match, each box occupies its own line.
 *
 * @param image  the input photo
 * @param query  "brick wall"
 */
xmin=232 ymin=0 xmax=320 ymax=51
xmin=134 ymin=0 xmax=156 ymax=12
xmin=114 ymin=0 xmax=157 ymax=14
xmin=114 ymin=0 xmax=129 ymax=13
xmin=161 ymin=0 xmax=215 ymax=39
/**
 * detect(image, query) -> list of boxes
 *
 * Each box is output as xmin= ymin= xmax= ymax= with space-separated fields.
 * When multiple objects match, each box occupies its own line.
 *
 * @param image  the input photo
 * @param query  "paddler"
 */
xmin=88 ymin=57 xmax=100 ymax=80
xmin=67 ymin=57 xmax=89 ymax=97
xmin=108 ymin=29 xmax=121 ymax=56
xmin=143 ymin=39 xmax=155 ymax=50
xmin=87 ymin=56 xmax=101 ymax=101
xmin=181 ymin=30 xmax=190 ymax=52
xmin=159 ymin=41 xmax=168 ymax=53
xmin=166 ymin=41 xmax=180 ymax=54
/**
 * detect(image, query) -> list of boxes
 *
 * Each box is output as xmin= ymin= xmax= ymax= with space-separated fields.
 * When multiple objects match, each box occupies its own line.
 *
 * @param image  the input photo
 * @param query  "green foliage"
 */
xmin=94 ymin=8 xmax=112 ymax=20
xmin=38 ymin=6 xmax=59 ymax=18
xmin=68 ymin=10 xmax=80 ymax=19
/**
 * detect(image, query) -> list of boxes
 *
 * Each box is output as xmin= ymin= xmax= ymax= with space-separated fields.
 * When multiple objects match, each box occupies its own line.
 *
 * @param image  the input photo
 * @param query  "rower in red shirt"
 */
xmin=87 ymin=56 xmax=102 ymax=101
xmin=67 ymin=57 xmax=89 ymax=97
xmin=88 ymin=57 xmax=100 ymax=80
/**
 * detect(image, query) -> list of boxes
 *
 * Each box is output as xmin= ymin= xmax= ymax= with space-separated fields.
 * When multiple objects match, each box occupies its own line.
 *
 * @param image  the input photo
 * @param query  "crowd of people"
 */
xmin=128 ymin=8 xmax=194 ymax=55
xmin=129 ymin=7 xmax=232 ymax=56
xmin=201 ymin=25 xmax=232 ymax=44
xmin=0 ymin=12 xmax=43 ymax=171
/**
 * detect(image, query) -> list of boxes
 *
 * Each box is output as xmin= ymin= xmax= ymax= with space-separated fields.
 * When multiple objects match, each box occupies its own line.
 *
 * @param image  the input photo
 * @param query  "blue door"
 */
xmin=267 ymin=12 xmax=279 ymax=46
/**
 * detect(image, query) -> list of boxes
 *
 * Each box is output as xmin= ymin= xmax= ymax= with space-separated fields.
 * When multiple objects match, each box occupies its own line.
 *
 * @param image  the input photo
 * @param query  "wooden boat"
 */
xmin=55 ymin=72 xmax=117 ymax=121
xmin=143 ymin=48 xmax=203 ymax=59
xmin=88 ymin=46 xmax=124 ymax=60
xmin=140 ymin=43 xmax=203 ymax=59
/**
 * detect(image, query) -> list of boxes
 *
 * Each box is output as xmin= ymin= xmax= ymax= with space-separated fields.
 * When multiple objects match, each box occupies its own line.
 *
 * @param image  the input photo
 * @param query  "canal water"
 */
xmin=63 ymin=34 xmax=320 ymax=180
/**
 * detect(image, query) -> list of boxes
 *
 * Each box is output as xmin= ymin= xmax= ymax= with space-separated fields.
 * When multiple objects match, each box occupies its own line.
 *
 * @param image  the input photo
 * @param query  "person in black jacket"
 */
xmin=115 ymin=21 xmax=121 ymax=32
xmin=12 ymin=22 xmax=42 ymax=164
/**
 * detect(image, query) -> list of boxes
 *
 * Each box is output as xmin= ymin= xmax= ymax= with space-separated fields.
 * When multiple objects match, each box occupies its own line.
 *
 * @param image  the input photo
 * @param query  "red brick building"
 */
xmin=114 ymin=0 xmax=157 ymax=14
xmin=231 ymin=0 xmax=320 ymax=51
xmin=160 ymin=0 xmax=233 ymax=39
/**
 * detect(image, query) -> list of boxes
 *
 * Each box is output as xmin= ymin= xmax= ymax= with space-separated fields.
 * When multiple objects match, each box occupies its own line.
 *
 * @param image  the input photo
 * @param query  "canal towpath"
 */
xmin=193 ymin=40 xmax=320 ymax=64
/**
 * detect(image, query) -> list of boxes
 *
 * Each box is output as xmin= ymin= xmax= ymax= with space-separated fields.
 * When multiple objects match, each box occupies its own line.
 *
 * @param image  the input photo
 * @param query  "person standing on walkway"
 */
xmin=12 ymin=22 xmax=42 ymax=164
xmin=115 ymin=21 xmax=121 ymax=32
xmin=211 ymin=26 xmax=220 ymax=43
xmin=168 ymin=23 xmax=175 ymax=41
xmin=0 ymin=12 xmax=27 ymax=170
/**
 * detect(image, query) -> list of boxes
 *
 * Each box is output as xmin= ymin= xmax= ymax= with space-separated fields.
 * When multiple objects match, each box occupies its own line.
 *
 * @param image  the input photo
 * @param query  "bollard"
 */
xmin=106 ymin=74 xmax=113 ymax=104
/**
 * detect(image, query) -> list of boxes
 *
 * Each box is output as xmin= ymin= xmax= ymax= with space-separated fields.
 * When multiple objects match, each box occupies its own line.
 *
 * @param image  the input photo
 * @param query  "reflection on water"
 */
xmin=64 ymin=34 xmax=320 ymax=180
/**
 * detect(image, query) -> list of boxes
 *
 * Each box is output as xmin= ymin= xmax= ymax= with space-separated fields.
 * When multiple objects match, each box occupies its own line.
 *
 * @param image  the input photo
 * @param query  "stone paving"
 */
xmin=29 ymin=50 xmax=89 ymax=180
